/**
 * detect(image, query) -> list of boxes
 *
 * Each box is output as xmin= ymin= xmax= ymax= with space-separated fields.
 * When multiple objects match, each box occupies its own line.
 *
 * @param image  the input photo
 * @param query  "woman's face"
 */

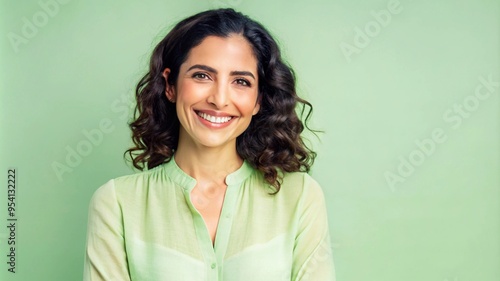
xmin=164 ymin=34 xmax=260 ymax=151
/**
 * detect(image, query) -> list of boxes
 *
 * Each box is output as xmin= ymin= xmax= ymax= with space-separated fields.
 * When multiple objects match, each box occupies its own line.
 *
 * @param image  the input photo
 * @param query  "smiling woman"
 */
xmin=83 ymin=8 xmax=336 ymax=281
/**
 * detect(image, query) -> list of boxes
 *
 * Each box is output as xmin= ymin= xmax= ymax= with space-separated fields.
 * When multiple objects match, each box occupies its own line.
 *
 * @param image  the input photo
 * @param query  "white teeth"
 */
xmin=197 ymin=112 xmax=232 ymax=124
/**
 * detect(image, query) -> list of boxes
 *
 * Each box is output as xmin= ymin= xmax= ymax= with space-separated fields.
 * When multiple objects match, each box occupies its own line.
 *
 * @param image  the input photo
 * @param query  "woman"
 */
xmin=84 ymin=8 xmax=335 ymax=281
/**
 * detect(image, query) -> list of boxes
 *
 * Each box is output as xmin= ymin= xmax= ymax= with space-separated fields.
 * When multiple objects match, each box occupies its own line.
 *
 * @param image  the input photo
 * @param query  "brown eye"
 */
xmin=193 ymin=73 xmax=209 ymax=80
xmin=235 ymin=78 xmax=251 ymax=87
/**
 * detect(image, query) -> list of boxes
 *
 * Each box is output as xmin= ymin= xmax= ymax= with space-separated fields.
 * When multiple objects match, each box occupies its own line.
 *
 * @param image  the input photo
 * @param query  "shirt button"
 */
xmin=225 ymin=213 xmax=231 ymax=219
xmin=211 ymin=263 xmax=216 ymax=269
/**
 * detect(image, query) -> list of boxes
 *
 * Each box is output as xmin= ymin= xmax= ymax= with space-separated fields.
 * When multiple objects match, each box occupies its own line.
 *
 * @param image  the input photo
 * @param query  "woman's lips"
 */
xmin=195 ymin=110 xmax=236 ymax=127
xmin=196 ymin=111 xmax=233 ymax=123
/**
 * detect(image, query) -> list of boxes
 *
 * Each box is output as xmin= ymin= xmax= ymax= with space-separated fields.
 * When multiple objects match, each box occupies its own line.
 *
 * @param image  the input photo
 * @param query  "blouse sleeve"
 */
xmin=292 ymin=175 xmax=336 ymax=281
xmin=83 ymin=180 xmax=131 ymax=281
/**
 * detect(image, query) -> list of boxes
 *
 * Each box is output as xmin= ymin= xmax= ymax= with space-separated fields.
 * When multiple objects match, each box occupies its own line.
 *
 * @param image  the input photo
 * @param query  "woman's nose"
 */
xmin=207 ymin=82 xmax=229 ymax=109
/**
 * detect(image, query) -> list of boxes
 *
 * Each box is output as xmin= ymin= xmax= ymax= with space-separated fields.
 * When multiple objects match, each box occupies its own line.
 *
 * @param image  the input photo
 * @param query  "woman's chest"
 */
xmin=121 ymin=181 xmax=298 ymax=280
xmin=190 ymin=184 xmax=227 ymax=244
xmin=126 ymin=233 xmax=293 ymax=281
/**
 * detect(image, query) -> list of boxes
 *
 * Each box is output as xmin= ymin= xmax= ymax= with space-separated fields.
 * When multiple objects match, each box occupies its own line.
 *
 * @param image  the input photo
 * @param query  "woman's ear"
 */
xmin=252 ymin=95 xmax=261 ymax=116
xmin=162 ymin=68 xmax=175 ymax=103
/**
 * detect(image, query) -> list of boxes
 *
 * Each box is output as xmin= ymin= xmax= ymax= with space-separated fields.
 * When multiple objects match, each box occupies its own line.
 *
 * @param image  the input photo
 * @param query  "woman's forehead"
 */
xmin=181 ymin=35 xmax=258 ymax=74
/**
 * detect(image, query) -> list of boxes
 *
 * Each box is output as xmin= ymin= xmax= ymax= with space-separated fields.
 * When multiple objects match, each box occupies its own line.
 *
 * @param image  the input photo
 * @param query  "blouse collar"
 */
xmin=164 ymin=158 xmax=254 ymax=191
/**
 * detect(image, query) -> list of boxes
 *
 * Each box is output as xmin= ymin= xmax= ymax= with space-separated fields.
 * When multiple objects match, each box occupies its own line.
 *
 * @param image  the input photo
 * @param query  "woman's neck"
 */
xmin=174 ymin=141 xmax=243 ymax=184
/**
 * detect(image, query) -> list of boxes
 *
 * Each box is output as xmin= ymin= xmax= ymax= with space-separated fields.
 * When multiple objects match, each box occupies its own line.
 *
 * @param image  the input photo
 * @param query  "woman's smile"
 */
xmin=195 ymin=110 xmax=236 ymax=128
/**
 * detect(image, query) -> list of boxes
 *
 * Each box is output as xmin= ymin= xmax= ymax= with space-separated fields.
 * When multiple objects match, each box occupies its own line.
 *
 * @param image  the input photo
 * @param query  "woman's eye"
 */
xmin=193 ymin=73 xmax=209 ymax=79
xmin=235 ymin=79 xmax=251 ymax=87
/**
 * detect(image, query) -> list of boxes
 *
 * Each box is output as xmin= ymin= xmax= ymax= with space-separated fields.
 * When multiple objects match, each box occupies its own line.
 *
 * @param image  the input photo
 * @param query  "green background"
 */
xmin=1 ymin=0 xmax=498 ymax=280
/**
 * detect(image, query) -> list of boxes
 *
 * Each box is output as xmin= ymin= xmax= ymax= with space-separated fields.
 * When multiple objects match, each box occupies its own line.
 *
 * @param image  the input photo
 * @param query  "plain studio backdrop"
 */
xmin=1 ymin=0 xmax=498 ymax=280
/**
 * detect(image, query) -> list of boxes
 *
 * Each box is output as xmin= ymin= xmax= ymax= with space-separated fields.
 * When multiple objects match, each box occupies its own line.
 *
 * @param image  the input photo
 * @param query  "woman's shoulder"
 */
xmin=277 ymin=171 xmax=326 ymax=201
xmin=92 ymin=163 xmax=169 ymax=200
xmin=113 ymin=164 xmax=166 ymax=185
xmin=281 ymin=171 xmax=322 ymax=190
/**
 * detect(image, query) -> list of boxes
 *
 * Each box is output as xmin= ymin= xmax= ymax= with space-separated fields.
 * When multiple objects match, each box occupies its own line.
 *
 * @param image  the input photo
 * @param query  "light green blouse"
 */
xmin=83 ymin=160 xmax=336 ymax=281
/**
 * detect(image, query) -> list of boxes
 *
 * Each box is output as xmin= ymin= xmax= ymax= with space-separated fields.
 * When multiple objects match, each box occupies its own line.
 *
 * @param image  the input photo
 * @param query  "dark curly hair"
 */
xmin=125 ymin=8 xmax=317 ymax=193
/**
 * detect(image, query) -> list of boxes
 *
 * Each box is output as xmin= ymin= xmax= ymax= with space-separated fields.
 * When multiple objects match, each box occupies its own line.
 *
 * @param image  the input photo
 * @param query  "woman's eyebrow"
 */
xmin=230 ymin=70 xmax=255 ymax=80
xmin=187 ymin=64 xmax=217 ymax=73
xmin=187 ymin=64 xmax=255 ymax=79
